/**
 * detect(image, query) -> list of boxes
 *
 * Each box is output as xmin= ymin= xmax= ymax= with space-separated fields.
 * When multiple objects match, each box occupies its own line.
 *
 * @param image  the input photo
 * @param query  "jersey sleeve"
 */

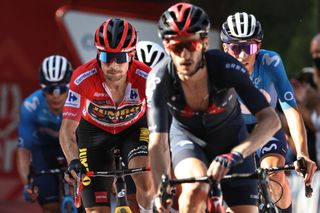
xmin=17 ymin=98 xmax=38 ymax=149
xmin=266 ymin=51 xmax=297 ymax=110
xmin=218 ymin=53 xmax=270 ymax=115
xmin=146 ymin=62 xmax=171 ymax=133
xmin=63 ymin=68 xmax=87 ymax=122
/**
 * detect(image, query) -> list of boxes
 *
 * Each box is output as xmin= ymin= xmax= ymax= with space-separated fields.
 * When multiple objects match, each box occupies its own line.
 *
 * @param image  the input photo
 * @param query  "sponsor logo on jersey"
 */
xmin=88 ymin=103 xmax=143 ymax=124
xmin=129 ymin=89 xmax=139 ymax=100
xmin=225 ymin=63 xmax=247 ymax=74
xmin=74 ymin=68 xmax=97 ymax=85
xmin=146 ymin=76 xmax=161 ymax=108
xmin=93 ymin=92 xmax=108 ymax=97
xmin=135 ymin=69 xmax=148 ymax=79
xmin=284 ymin=91 xmax=295 ymax=101
xmin=65 ymin=90 xmax=81 ymax=108
xmin=261 ymin=53 xmax=280 ymax=67
xmin=93 ymin=99 xmax=110 ymax=105
xmin=24 ymin=96 xmax=40 ymax=112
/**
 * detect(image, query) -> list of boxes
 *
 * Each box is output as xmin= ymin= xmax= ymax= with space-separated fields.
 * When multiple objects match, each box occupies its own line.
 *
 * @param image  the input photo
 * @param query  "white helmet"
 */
xmin=220 ymin=12 xmax=263 ymax=43
xmin=39 ymin=55 xmax=73 ymax=86
xmin=135 ymin=41 xmax=168 ymax=68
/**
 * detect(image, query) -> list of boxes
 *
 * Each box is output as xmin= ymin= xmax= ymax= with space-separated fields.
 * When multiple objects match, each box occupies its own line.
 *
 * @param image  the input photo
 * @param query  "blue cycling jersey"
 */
xmin=18 ymin=89 xmax=62 ymax=149
xmin=241 ymin=49 xmax=297 ymax=124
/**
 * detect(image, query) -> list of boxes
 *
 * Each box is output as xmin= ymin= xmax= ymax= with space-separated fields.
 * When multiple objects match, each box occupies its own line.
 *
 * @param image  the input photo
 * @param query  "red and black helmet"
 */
xmin=94 ymin=18 xmax=138 ymax=53
xmin=158 ymin=3 xmax=210 ymax=39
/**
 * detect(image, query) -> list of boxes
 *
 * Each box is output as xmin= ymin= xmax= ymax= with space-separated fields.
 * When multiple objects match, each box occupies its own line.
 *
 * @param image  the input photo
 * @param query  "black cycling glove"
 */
xmin=214 ymin=151 xmax=244 ymax=168
xmin=65 ymin=159 xmax=84 ymax=178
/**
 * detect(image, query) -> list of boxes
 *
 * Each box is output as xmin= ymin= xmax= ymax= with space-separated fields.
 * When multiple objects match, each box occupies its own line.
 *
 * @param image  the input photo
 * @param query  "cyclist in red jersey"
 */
xmin=59 ymin=18 xmax=154 ymax=213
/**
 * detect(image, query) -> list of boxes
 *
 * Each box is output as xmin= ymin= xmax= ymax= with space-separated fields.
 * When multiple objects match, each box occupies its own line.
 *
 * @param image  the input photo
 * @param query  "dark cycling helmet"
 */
xmin=94 ymin=18 xmax=137 ymax=53
xmin=220 ymin=12 xmax=264 ymax=43
xmin=135 ymin=41 xmax=168 ymax=68
xmin=158 ymin=2 xmax=210 ymax=39
xmin=39 ymin=55 xmax=73 ymax=86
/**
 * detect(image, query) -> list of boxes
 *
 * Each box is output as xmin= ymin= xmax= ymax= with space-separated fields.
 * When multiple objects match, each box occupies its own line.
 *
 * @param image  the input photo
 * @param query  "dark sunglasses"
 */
xmin=42 ymin=85 xmax=69 ymax=95
xmin=227 ymin=43 xmax=259 ymax=55
xmin=99 ymin=51 xmax=129 ymax=64
xmin=166 ymin=40 xmax=203 ymax=54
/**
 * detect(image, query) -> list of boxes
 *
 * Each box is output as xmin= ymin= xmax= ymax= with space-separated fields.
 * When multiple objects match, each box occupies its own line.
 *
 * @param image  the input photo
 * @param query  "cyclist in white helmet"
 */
xmin=17 ymin=55 xmax=73 ymax=213
xmin=135 ymin=41 xmax=168 ymax=68
xmin=221 ymin=12 xmax=317 ymax=213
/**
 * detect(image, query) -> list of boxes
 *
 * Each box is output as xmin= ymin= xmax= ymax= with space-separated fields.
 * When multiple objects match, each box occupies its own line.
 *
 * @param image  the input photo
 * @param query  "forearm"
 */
xmin=284 ymin=107 xmax=309 ymax=157
xmin=149 ymin=132 xmax=171 ymax=191
xmin=232 ymin=107 xmax=281 ymax=157
xmin=17 ymin=148 xmax=31 ymax=185
xmin=59 ymin=119 xmax=79 ymax=163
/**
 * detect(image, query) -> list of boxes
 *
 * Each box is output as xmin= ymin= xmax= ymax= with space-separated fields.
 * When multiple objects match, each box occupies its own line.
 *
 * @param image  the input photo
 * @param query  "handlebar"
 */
xmin=157 ymin=157 xmax=313 ymax=208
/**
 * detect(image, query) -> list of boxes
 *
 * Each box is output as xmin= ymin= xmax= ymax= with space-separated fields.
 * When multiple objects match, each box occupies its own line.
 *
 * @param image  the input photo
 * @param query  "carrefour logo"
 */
xmin=74 ymin=69 xmax=97 ymax=85
xmin=65 ymin=90 xmax=81 ymax=108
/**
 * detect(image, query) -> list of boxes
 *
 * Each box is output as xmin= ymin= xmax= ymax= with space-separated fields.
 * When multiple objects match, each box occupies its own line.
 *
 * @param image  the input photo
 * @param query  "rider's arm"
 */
xmin=148 ymin=132 xmax=171 ymax=191
xmin=59 ymin=118 xmax=79 ymax=164
xmin=16 ymin=98 xmax=37 ymax=185
xmin=146 ymin=62 xmax=171 ymax=191
xmin=283 ymin=107 xmax=308 ymax=157
xmin=232 ymin=106 xmax=280 ymax=157
xmin=17 ymin=148 xmax=31 ymax=185
xmin=220 ymin=54 xmax=281 ymax=158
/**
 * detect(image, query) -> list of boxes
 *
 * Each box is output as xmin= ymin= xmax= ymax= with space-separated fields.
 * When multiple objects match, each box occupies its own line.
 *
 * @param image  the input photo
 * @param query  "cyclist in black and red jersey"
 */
xmin=147 ymin=3 xmax=281 ymax=213
xmin=59 ymin=18 xmax=153 ymax=213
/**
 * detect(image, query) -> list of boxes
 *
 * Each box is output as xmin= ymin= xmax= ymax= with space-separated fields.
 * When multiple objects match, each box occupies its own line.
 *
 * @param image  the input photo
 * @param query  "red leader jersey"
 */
xmin=63 ymin=59 xmax=151 ymax=134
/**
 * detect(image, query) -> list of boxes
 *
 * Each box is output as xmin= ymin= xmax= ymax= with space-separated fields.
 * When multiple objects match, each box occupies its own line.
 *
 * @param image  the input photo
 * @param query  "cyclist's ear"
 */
xmin=222 ymin=43 xmax=228 ymax=53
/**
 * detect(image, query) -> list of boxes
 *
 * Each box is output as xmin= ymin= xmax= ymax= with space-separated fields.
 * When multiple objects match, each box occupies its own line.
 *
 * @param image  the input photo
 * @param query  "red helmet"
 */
xmin=158 ymin=3 xmax=210 ymax=39
xmin=94 ymin=18 xmax=137 ymax=53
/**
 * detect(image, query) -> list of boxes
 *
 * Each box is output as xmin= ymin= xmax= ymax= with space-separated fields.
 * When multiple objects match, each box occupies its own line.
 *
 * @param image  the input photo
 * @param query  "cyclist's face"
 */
xmin=223 ymin=41 xmax=261 ymax=74
xmin=164 ymin=35 xmax=208 ymax=77
xmin=100 ymin=58 xmax=130 ymax=82
xmin=43 ymin=87 xmax=68 ymax=113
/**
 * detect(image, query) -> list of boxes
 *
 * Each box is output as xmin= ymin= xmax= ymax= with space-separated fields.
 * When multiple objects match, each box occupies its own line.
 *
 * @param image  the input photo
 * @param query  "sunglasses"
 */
xmin=42 ymin=85 xmax=69 ymax=95
xmin=166 ymin=40 xmax=203 ymax=54
xmin=99 ymin=51 xmax=129 ymax=64
xmin=227 ymin=43 xmax=259 ymax=55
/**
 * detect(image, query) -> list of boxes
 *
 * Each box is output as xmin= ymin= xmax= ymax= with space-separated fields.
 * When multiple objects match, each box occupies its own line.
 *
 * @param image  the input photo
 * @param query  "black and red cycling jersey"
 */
xmin=63 ymin=58 xmax=151 ymax=134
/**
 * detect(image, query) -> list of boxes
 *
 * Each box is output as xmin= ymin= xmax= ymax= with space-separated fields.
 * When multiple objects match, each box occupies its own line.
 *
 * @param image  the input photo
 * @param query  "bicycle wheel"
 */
xmin=61 ymin=195 xmax=78 ymax=213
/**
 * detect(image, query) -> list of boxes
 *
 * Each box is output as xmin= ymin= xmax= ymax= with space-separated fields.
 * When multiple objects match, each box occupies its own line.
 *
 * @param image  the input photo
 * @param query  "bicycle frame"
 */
xmin=28 ymin=166 xmax=79 ymax=213
xmin=85 ymin=148 xmax=150 ymax=213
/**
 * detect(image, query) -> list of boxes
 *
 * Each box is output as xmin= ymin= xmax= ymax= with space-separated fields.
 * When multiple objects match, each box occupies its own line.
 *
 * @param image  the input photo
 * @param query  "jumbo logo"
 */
xmin=79 ymin=148 xmax=91 ymax=186
xmin=88 ymin=103 xmax=143 ymax=124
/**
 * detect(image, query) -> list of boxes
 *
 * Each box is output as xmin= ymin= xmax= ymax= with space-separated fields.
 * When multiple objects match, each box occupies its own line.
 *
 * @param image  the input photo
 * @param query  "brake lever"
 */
xmin=297 ymin=157 xmax=313 ymax=198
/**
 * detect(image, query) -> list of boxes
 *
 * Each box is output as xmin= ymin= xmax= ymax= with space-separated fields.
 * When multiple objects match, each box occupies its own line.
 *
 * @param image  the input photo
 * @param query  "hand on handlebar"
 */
xmin=23 ymin=184 xmax=38 ymax=202
xmin=153 ymin=174 xmax=174 ymax=213
xmin=208 ymin=152 xmax=244 ymax=181
xmin=294 ymin=156 xmax=316 ymax=198
xmin=294 ymin=156 xmax=317 ymax=186
xmin=64 ymin=159 xmax=85 ymax=185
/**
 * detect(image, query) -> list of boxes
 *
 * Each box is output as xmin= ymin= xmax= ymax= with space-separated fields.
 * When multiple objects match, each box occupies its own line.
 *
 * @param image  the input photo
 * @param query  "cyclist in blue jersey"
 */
xmin=17 ymin=55 xmax=73 ymax=213
xmin=148 ymin=3 xmax=281 ymax=213
xmin=221 ymin=12 xmax=318 ymax=213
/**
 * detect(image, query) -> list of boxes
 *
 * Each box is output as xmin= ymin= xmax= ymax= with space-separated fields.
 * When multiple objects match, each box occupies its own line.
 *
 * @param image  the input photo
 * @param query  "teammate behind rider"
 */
xmin=221 ymin=12 xmax=317 ymax=213
xmin=60 ymin=18 xmax=154 ymax=213
xmin=148 ymin=3 xmax=281 ymax=213
xmin=135 ymin=40 xmax=169 ymax=69
xmin=17 ymin=55 xmax=73 ymax=213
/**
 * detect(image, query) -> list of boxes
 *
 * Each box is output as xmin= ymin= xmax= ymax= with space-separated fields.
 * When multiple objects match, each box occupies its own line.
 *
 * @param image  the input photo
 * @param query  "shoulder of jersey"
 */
xmin=22 ymin=89 xmax=44 ymax=112
xmin=71 ymin=59 xmax=99 ymax=86
xmin=132 ymin=59 xmax=151 ymax=79
xmin=257 ymin=49 xmax=282 ymax=67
